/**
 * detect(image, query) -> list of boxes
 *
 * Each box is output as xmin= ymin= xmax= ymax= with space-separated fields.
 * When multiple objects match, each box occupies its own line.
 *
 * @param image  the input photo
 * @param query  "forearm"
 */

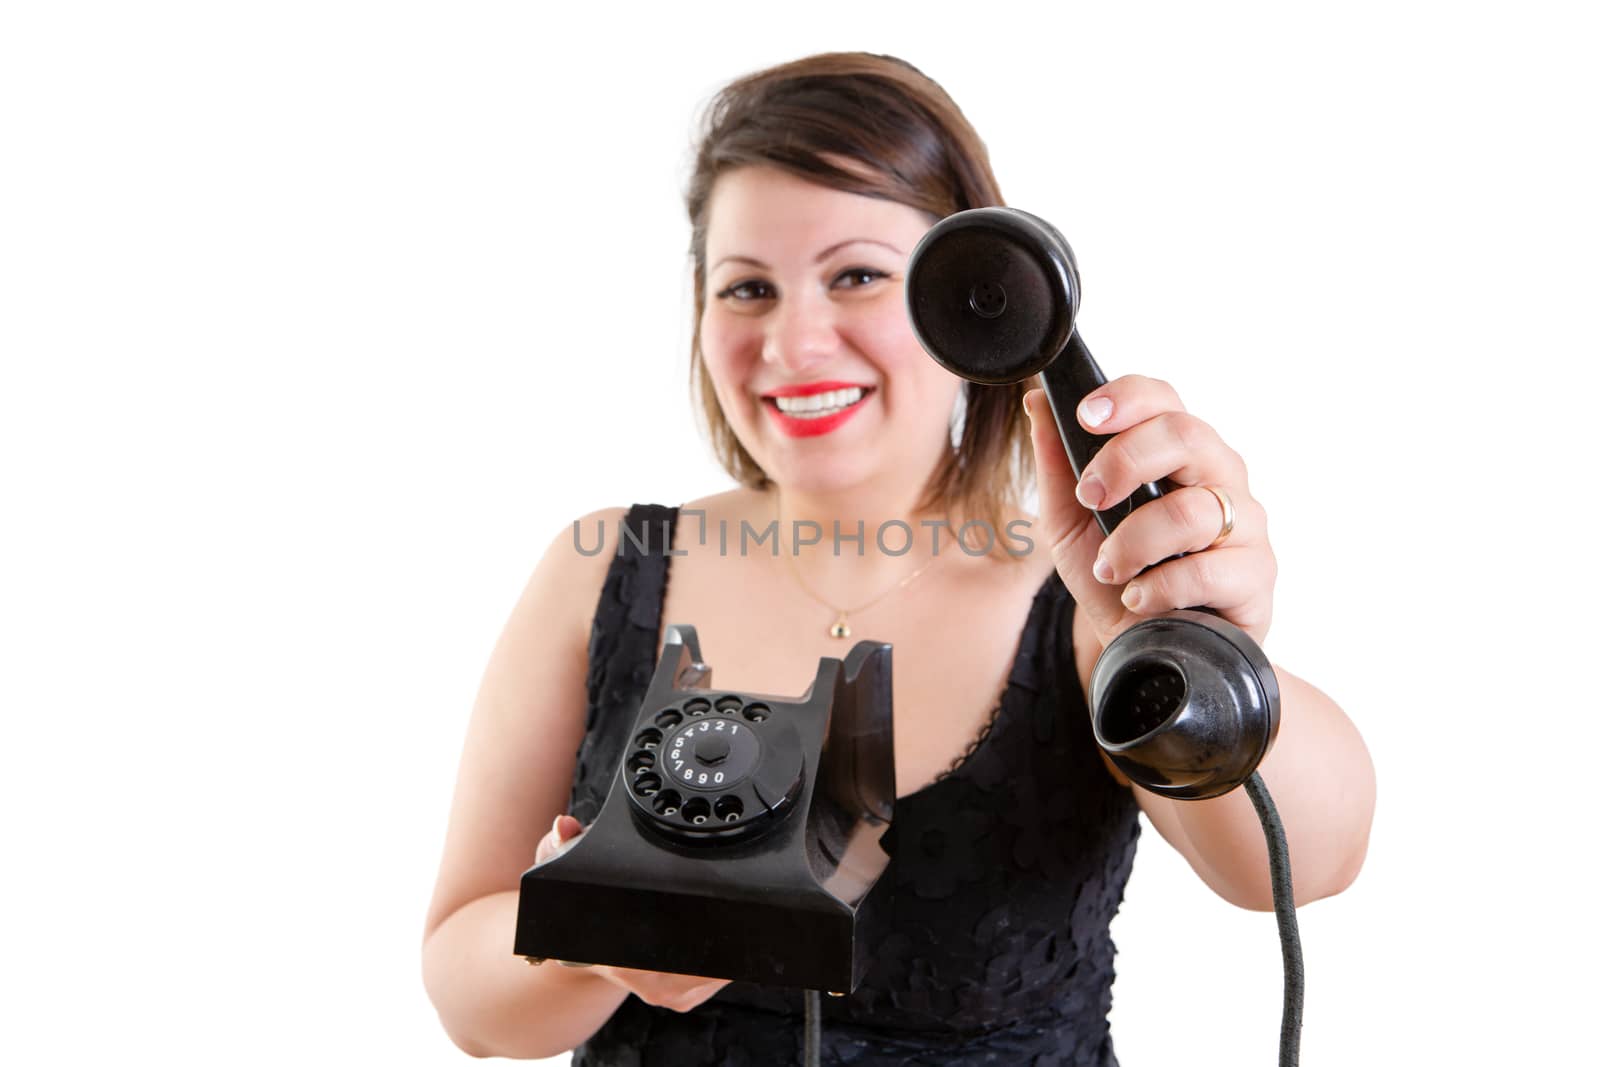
xmin=1158 ymin=669 xmax=1375 ymax=910
xmin=422 ymin=890 xmax=629 ymax=1059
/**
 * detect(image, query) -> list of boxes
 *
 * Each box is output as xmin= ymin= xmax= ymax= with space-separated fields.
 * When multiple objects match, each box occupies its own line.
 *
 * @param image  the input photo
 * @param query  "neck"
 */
xmin=768 ymin=470 xmax=958 ymax=569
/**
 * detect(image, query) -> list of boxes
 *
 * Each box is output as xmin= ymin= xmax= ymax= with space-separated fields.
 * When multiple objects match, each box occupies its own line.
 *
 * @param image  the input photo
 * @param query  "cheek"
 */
xmin=846 ymin=310 xmax=960 ymax=409
xmin=699 ymin=312 xmax=759 ymax=403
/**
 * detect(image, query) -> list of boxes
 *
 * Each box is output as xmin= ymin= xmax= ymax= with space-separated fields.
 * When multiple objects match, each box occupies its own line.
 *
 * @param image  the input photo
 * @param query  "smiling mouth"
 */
xmin=762 ymin=385 xmax=873 ymax=419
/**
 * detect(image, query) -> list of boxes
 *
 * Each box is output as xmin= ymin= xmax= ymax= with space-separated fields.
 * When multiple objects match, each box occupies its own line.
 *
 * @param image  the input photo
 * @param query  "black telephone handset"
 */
xmin=905 ymin=206 xmax=1280 ymax=799
xmin=906 ymin=207 xmax=1303 ymax=1065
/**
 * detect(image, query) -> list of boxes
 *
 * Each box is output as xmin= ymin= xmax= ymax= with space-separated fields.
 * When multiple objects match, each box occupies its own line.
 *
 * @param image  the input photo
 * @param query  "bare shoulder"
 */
xmin=551 ymin=504 xmax=632 ymax=604
xmin=421 ymin=504 xmax=631 ymax=941
xmin=680 ymin=487 xmax=751 ymax=512
xmin=676 ymin=487 xmax=765 ymax=528
xmin=474 ymin=504 xmax=631 ymax=754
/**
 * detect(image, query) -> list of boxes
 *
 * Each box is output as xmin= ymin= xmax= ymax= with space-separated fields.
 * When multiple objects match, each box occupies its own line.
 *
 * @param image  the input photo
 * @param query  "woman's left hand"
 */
xmin=1024 ymin=376 xmax=1276 ymax=653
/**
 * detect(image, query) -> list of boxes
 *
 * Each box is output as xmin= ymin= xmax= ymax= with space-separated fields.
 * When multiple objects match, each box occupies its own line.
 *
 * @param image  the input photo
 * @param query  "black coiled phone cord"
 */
xmin=802 ymin=770 xmax=1303 ymax=1067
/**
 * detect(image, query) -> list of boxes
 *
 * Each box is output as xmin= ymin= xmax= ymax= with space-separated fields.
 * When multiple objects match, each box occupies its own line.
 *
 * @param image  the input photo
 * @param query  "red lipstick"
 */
xmin=759 ymin=381 xmax=874 ymax=438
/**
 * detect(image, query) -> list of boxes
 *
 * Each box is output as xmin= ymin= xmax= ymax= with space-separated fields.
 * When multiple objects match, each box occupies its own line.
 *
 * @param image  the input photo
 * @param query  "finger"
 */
xmin=1024 ymin=389 xmax=1123 ymax=635
xmin=1120 ymin=545 xmax=1276 ymax=640
xmin=599 ymin=967 xmax=730 ymax=1012
xmin=601 ymin=964 xmax=720 ymax=986
xmin=678 ymin=978 xmax=732 ymax=1011
xmin=653 ymin=980 xmax=730 ymax=1013
xmin=534 ymin=822 xmax=559 ymax=865
xmin=535 ymin=814 xmax=586 ymax=865
xmin=1073 ymin=374 xmax=1186 ymax=436
xmin=1092 ymin=486 xmax=1265 ymax=585
xmin=1074 ymin=412 xmax=1247 ymax=513
xmin=1025 ymin=387 xmax=1084 ymax=533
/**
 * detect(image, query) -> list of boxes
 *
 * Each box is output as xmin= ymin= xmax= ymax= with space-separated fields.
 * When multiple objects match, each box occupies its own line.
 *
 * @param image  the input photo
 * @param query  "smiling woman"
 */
xmin=684 ymin=55 xmax=1033 ymax=539
xmin=697 ymin=166 xmax=965 ymax=503
xmin=420 ymin=49 xmax=1374 ymax=1067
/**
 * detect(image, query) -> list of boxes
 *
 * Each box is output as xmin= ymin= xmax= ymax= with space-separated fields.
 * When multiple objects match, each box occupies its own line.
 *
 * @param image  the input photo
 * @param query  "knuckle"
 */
xmin=666 ymin=986 xmax=712 ymax=1013
xmin=632 ymin=979 xmax=679 ymax=1010
xmin=1190 ymin=550 xmax=1225 ymax=597
xmin=1121 ymin=374 xmax=1185 ymax=413
xmin=1150 ymin=376 xmax=1183 ymax=409
xmin=1166 ymin=489 xmax=1212 ymax=542
xmin=1232 ymin=448 xmax=1251 ymax=488
xmin=1093 ymin=448 xmax=1127 ymax=489
xmin=1106 ymin=435 xmax=1150 ymax=486
xmin=1167 ymin=411 xmax=1209 ymax=456
xmin=1237 ymin=595 xmax=1273 ymax=639
xmin=1084 ymin=442 xmax=1123 ymax=489
xmin=1142 ymin=560 xmax=1177 ymax=607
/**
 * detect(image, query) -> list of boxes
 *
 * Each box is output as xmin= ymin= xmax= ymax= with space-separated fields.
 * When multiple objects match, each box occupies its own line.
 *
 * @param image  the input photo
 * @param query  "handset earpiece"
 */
xmin=905 ymin=207 xmax=1281 ymax=800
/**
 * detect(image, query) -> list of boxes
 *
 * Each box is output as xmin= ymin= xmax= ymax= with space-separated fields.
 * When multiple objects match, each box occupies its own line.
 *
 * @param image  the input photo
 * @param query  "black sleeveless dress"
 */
xmin=568 ymin=504 xmax=1141 ymax=1067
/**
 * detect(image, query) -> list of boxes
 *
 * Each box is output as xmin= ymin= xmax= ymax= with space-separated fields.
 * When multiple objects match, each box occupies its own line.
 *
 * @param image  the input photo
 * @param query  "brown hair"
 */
xmin=685 ymin=52 xmax=1034 ymax=539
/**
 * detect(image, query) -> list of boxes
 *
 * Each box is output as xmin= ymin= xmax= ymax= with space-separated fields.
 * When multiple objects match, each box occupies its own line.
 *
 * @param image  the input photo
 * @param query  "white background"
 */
xmin=3 ymin=2 xmax=1596 ymax=1064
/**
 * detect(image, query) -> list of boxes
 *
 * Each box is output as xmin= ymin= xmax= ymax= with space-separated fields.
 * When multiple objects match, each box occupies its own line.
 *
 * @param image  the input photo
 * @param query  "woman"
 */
xmin=422 ymin=52 xmax=1375 ymax=1064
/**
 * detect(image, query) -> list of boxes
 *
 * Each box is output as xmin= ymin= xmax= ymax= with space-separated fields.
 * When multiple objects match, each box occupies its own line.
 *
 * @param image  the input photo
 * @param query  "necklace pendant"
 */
xmin=829 ymin=615 xmax=851 ymax=639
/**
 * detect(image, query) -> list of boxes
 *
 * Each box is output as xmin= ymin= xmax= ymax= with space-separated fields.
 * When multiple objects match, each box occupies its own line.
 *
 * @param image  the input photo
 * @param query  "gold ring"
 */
xmin=1202 ymin=485 xmax=1235 ymax=549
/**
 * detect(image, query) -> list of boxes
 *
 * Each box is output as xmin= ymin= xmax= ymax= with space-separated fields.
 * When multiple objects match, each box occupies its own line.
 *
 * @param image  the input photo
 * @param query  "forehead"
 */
xmin=704 ymin=166 xmax=932 ymax=262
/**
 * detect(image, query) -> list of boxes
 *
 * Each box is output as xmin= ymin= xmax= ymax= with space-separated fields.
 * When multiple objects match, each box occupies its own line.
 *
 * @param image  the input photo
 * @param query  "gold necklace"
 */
xmin=775 ymin=494 xmax=942 ymax=639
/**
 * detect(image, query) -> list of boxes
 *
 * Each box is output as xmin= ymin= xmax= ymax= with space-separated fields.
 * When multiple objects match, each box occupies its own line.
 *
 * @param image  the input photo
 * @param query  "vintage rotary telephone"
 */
xmin=515 ymin=625 xmax=899 ymax=998
xmin=906 ymin=206 xmax=1304 ymax=1066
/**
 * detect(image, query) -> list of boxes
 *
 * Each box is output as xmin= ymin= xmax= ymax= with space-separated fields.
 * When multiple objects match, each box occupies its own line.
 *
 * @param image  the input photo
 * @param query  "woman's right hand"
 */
xmin=534 ymin=814 xmax=733 ymax=1013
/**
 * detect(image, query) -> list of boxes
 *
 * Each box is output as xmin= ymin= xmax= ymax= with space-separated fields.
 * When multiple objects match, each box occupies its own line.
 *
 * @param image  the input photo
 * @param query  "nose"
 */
xmin=761 ymin=290 xmax=839 ymax=373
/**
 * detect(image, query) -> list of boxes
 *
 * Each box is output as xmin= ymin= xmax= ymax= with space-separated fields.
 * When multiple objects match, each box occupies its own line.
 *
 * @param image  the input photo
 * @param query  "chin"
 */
xmin=761 ymin=454 xmax=878 ymax=496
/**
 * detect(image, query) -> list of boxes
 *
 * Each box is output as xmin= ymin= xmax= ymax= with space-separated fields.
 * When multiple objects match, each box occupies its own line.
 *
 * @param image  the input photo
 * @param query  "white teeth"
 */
xmin=773 ymin=387 xmax=865 ymax=416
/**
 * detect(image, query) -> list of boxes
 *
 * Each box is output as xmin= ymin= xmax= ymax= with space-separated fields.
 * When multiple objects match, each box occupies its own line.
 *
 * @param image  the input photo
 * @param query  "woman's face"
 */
xmin=699 ymin=166 xmax=963 ymax=500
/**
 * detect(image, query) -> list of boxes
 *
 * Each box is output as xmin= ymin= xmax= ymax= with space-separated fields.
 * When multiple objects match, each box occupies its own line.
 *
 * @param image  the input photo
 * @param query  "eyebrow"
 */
xmin=709 ymin=238 xmax=904 ymax=273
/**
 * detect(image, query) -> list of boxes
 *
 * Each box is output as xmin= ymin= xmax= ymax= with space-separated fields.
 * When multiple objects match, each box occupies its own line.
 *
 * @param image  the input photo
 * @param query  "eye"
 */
xmin=832 ymin=267 xmax=890 ymax=290
xmin=714 ymin=279 xmax=775 ymax=302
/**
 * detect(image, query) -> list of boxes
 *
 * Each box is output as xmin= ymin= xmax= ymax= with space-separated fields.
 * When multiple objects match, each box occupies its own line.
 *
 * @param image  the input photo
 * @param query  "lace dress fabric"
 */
xmin=568 ymin=504 xmax=1141 ymax=1067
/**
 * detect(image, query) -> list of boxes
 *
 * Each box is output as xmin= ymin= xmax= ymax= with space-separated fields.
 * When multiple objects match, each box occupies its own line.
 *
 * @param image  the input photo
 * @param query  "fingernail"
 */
xmin=551 ymin=815 xmax=562 ymax=839
xmin=1093 ymin=552 xmax=1114 ymax=584
xmin=1122 ymin=584 xmax=1142 ymax=610
xmin=1076 ymin=475 xmax=1105 ymax=510
xmin=1080 ymin=395 xmax=1113 ymax=427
